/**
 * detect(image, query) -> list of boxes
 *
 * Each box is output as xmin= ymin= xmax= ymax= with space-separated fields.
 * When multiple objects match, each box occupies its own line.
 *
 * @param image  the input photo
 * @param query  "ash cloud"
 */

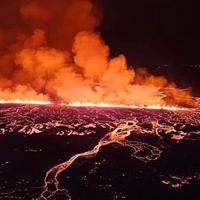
xmin=0 ymin=0 xmax=195 ymax=106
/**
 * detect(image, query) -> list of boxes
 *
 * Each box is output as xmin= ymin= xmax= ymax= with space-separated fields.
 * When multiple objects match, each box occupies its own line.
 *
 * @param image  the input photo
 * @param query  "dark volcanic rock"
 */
xmin=0 ymin=104 xmax=200 ymax=200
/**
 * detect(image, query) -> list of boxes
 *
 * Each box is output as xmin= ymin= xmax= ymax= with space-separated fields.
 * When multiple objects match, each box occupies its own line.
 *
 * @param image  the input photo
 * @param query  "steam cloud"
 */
xmin=0 ymin=0 xmax=195 ymax=106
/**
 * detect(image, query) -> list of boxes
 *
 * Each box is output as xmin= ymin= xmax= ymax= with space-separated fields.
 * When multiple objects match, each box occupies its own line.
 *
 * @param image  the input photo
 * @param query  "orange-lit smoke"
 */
xmin=0 ymin=0 xmax=196 ymax=107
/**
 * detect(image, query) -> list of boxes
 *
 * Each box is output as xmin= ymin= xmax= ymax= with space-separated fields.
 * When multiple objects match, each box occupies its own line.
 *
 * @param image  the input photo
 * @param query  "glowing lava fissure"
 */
xmin=0 ymin=99 xmax=197 ymax=111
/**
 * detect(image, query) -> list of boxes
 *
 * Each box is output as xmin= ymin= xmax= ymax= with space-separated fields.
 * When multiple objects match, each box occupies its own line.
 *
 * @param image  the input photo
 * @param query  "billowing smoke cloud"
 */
xmin=20 ymin=0 xmax=100 ymax=49
xmin=0 ymin=0 xmax=195 ymax=107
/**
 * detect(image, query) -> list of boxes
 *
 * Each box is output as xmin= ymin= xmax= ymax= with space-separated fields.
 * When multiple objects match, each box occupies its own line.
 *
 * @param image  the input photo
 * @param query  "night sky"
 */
xmin=100 ymin=0 xmax=200 ymax=66
xmin=99 ymin=0 xmax=200 ymax=94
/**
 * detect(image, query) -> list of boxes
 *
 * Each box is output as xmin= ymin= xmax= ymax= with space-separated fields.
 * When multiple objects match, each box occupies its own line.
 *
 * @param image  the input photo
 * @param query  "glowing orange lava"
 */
xmin=0 ymin=99 xmax=195 ymax=111
xmin=68 ymin=102 xmax=195 ymax=111
xmin=0 ymin=99 xmax=52 ymax=105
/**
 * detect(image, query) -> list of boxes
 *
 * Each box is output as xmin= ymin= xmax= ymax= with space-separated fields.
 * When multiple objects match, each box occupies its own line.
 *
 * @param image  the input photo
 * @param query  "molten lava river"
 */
xmin=0 ymin=104 xmax=200 ymax=200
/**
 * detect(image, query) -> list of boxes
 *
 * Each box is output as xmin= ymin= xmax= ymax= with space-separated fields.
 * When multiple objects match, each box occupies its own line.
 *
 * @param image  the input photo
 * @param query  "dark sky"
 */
xmin=99 ymin=0 xmax=200 ymax=67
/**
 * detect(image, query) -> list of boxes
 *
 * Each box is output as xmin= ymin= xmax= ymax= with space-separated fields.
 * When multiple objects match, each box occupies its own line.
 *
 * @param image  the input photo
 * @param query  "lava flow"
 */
xmin=0 ymin=104 xmax=199 ymax=199
xmin=38 ymin=120 xmax=162 ymax=200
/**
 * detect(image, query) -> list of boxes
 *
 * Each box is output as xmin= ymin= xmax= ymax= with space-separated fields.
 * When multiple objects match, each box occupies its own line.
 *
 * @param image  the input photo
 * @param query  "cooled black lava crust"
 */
xmin=0 ymin=104 xmax=200 ymax=200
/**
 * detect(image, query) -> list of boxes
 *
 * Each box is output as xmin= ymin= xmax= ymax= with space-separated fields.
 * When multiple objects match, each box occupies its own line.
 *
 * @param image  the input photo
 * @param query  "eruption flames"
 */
xmin=0 ymin=0 xmax=196 ymax=108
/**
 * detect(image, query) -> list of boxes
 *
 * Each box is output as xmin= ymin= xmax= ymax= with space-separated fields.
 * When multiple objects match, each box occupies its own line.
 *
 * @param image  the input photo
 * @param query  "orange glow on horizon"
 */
xmin=67 ymin=102 xmax=194 ymax=111
xmin=0 ymin=99 xmax=52 ymax=105
xmin=0 ymin=99 xmax=195 ymax=111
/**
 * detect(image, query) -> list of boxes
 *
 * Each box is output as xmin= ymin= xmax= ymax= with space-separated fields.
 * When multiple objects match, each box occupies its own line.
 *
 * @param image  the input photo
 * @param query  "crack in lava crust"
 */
xmin=0 ymin=104 xmax=199 ymax=199
xmin=38 ymin=120 xmax=162 ymax=200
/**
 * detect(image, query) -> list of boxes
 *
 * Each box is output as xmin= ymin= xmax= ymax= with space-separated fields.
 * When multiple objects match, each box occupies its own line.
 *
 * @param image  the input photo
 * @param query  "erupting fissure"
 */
xmin=0 ymin=0 xmax=196 ymax=108
xmin=0 ymin=99 xmax=195 ymax=111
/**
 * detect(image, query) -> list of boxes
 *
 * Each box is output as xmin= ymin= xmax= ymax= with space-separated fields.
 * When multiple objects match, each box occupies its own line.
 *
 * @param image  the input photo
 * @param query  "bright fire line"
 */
xmin=0 ymin=99 xmax=52 ymax=105
xmin=0 ymin=99 xmax=196 ymax=111
xmin=67 ymin=102 xmax=193 ymax=111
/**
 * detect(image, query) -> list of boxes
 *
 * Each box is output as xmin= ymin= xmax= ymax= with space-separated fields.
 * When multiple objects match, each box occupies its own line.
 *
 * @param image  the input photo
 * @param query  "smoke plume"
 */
xmin=0 ymin=0 xmax=195 ymax=107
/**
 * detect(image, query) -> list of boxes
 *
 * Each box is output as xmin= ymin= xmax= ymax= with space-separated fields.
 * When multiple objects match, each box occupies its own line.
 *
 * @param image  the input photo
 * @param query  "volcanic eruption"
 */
xmin=0 ymin=1 xmax=200 ymax=200
xmin=0 ymin=0 xmax=196 ymax=108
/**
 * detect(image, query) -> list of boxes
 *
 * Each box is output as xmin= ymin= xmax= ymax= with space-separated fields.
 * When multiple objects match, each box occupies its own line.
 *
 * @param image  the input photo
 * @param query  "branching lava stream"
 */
xmin=38 ymin=120 xmax=162 ymax=200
